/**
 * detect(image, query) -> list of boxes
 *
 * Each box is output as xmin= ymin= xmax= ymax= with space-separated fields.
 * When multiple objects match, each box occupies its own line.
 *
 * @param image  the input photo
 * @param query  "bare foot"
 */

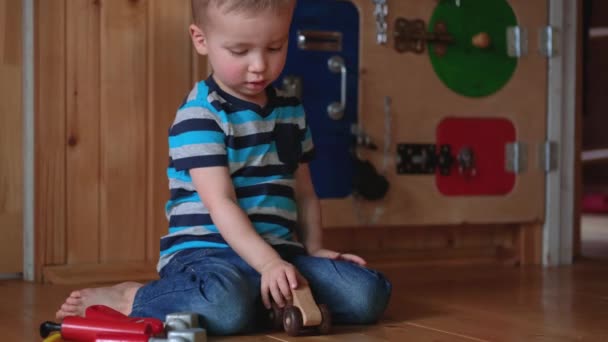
xmin=55 ymin=281 xmax=143 ymax=321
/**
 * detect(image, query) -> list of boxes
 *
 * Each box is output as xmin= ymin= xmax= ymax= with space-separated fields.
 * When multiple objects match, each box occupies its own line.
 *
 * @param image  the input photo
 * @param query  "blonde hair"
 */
xmin=191 ymin=0 xmax=295 ymax=26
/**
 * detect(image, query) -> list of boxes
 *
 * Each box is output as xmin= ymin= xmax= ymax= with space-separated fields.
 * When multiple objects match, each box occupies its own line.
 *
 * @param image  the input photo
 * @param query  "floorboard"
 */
xmin=3 ymin=259 xmax=608 ymax=341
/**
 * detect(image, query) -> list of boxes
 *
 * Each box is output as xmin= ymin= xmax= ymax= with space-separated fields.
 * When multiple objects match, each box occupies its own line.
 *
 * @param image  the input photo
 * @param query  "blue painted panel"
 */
xmin=277 ymin=0 xmax=359 ymax=198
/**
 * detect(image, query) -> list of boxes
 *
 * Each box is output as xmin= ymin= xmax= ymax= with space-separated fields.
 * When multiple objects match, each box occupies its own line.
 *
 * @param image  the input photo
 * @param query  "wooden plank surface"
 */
xmin=65 ymin=0 xmax=101 ymax=265
xmin=43 ymin=262 xmax=157 ymax=285
xmin=0 ymin=0 xmax=23 ymax=274
xmin=34 ymin=0 xmax=205 ymax=275
xmin=99 ymin=0 xmax=148 ymax=262
xmin=146 ymin=0 xmax=194 ymax=263
xmin=5 ymin=261 xmax=608 ymax=341
xmin=35 ymin=0 xmax=67 ymax=274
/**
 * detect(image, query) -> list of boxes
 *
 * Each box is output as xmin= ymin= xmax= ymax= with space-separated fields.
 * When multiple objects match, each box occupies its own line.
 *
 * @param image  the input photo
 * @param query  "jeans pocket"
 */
xmin=274 ymin=123 xmax=302 ymax=172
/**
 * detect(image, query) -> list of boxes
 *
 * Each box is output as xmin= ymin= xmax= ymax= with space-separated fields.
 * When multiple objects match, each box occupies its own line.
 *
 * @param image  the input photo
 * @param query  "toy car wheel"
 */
xmin=268 ymin=305 xmax=283 ymax=330
xmin=317 ymin=304 xmax=332 ymax=335
xmin=283 ymin=305 xmax=303 ymax=336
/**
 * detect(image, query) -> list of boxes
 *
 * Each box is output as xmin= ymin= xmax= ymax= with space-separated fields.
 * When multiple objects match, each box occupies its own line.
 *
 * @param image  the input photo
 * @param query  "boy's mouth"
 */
xmin=245 ymin=80 xmax=266 ymax=89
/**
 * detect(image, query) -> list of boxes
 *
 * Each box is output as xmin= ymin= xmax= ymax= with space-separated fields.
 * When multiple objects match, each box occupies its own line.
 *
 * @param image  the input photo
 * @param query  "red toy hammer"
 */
xmin=40 ymin=316 xmax=152 ymax=341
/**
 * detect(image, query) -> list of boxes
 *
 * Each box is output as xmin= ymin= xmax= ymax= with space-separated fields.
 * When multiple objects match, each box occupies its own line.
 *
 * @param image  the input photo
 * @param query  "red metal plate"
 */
xmin=436 ymin=117 xmax=516 ymax=196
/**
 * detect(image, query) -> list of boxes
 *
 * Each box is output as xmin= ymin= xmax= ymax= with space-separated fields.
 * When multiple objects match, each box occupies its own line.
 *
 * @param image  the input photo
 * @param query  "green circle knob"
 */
xmin=429 ymin=0 xmax=518 ymax=97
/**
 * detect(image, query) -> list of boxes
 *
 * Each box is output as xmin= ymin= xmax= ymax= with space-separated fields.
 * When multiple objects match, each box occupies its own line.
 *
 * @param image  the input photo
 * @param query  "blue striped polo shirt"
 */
xmin=158 ymin=76 xmax=315 ymax=270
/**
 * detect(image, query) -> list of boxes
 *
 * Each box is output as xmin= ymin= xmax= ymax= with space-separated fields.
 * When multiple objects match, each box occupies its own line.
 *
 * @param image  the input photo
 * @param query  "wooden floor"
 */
xmin=2 ymin=258 xmax=608 ymax=342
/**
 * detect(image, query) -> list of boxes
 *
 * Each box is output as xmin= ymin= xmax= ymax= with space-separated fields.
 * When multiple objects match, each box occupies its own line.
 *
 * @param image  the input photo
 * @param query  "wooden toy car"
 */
xmin=268 ymin=285 xmax=331 ymax=336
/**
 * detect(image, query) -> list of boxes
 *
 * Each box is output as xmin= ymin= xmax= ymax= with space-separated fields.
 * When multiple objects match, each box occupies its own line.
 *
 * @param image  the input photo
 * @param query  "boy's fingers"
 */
xmin=277 ymin=276 xmax=292 ymax=301
xmin=286 ymin=270 xmax=299 ymax=289
xmin=270 ymin=284 xmax=285 ymax=308
xmin=341 ymin=253 xmax=367 ymax=266
xmin=261 ymin=283 xmax=271 ymax=309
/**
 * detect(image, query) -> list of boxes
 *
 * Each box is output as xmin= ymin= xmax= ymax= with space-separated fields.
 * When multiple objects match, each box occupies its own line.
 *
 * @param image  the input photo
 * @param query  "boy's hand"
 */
xmin=310 ymin=248 xmax=367 ymax=266
xmin=260 ymin=258 xmax=308 ymax=309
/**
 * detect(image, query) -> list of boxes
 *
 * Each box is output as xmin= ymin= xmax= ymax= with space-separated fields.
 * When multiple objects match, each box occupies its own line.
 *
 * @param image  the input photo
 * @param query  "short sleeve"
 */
xmin=299 ymin=111 xmax=315 ymax=163
xmin=168 ymin=105 xmax=227 ymax=171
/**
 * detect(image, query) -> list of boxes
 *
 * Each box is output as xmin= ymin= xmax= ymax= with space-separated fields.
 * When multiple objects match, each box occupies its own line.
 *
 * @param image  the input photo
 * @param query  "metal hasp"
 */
xmin=396 ymin=144 xmax=453 ymax=175
xmin=393 ymin=18 xmax=453 ymax=55
xmin=327 ymin=56 xmax=347 ymax=120
xmin=539 ymin=26 xmax=559 ymax=57
xmin=506 ymin=26 xmax=528 ymax=57
xmin=505 ymin=142 xmax=528 ymax=173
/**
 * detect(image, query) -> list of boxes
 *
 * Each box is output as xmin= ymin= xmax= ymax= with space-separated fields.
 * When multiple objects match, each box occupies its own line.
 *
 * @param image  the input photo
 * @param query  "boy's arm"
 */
xmin=294 ymin=164 xmax=367 ymax=266
xmin=190 ymin=166 xmax=302 ymax=308
xmin=293 ymin=163 xmax=322 ymax=253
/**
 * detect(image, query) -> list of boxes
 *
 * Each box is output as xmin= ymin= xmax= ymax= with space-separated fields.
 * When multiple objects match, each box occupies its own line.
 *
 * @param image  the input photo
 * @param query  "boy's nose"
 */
xmin=249 ymin=55 xmax=267 ymax=73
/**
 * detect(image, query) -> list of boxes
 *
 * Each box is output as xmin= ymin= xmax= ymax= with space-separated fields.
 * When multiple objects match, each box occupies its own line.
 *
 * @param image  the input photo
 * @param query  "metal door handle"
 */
xmin=327 ymin=56 xmax=347 ymax=120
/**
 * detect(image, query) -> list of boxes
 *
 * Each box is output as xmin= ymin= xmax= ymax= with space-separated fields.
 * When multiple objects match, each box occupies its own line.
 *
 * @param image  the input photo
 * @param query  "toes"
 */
xmin=60 ymin=304 xmax=76 ymax=314
xmin=69 ymin=290 xmax=82 ymax=298
xmin=55 ymin=309 xmax=73 ymax=321
xmin=66 ymin=296 xmax=82 ymax=305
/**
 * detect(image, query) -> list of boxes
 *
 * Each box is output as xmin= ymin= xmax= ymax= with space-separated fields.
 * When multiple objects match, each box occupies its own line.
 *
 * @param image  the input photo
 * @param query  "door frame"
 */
xmin=22 ymin=0 xmax=35 ymax=281
xmin=543 ymin=0 xmax=579 ymax=266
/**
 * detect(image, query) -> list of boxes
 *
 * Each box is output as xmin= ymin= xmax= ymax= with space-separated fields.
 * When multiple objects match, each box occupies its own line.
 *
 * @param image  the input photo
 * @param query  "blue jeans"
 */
xmin=130 ymin=246 xmax=391 ymax=335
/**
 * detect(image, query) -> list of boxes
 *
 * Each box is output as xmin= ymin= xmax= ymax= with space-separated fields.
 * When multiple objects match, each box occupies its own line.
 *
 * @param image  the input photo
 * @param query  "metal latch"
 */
xmin=506 ymin=26 xmax=528 ymax=58
xmin=505 ymin=142 xmax=528 ymax=174
xmin=396 ymin=144 xmax=453 ymax=175
xmin=297 ymin=30 xmax=342 ymax=52
xmin=538 ymin=141 xmax=558 ymax=172
xmin=393 ymin=18 xmax=453 ymax=55
xmin=539 ymin=26 xmax=559 ymax=58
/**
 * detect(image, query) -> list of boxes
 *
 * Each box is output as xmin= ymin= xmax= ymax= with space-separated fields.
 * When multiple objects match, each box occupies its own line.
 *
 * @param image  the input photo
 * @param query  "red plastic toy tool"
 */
xmin=40 ymin=305 xmax=164 ymax=341
xmin=40 ymin=316 xmax=152 ymax=341
xmin=94 ymin=333 xmax=151 ymax=342
xmin=85 ymin=305 xmax=164 ymax=335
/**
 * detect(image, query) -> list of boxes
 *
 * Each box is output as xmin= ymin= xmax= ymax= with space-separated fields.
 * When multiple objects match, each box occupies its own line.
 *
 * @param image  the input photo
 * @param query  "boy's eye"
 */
xmin=268 ymin=46 xmax=283 ymax=53
xmin=228 ymin=49 xmax=247 ymax=56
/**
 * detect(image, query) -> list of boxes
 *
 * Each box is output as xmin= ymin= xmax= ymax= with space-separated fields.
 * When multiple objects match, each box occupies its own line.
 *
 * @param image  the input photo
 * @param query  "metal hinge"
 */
xmin=539 ymin=141 xmax=559 ymax=172
xmin=539 ymin=26 xmax=559 ymax=58
xmin=505 ymin=142 xmax=528 ymax=174
xmin=507 ymin=26 xmax=528 ymax=58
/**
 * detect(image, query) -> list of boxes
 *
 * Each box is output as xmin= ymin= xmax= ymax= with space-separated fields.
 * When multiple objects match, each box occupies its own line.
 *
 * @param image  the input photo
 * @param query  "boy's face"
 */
xmin=190 ymin=3 xmax=295 ymax=106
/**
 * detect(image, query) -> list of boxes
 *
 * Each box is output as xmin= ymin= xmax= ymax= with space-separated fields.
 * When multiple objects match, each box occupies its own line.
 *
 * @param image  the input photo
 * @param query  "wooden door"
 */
xmin=0 ymin=0 xmax=23 ymax=275
xmin=35 ymin=0 xmax=206 ymax=282
xmin=320 ymin=0 xmax=548 ymax=227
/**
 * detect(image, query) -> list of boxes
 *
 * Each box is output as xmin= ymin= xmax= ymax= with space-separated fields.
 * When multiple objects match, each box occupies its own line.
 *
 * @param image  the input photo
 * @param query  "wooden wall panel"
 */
xmin=39 ymin=0 xmax=200 ymax=281
xmin=66 ymin=0 xmax=101 ymax=264
xmin=147 ymin=0 xmax=197 ymax=261
xmin=99 ymin=0 xmax=148 ymax=262
xmin=0 ymin=0 xmax=23 ymax=274
xmin=323 ymin=224 xmax=521 ymax=267
xmin=35 ymin=0 xmax=67 ymax=276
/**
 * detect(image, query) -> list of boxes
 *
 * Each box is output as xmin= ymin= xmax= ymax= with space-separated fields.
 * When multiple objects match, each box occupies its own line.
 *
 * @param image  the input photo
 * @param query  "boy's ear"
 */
xmin=189 ymin=24 xmax=208 ymax=55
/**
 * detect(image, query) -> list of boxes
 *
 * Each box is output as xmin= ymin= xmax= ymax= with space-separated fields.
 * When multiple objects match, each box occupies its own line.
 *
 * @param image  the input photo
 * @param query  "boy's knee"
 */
xmin=346 ymin=275 xmax=392 ymax=324
xmin=190 ymin=271 xmax=256 ymax=335
xmin=205 ymin=299 xmax=254 ymax=335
